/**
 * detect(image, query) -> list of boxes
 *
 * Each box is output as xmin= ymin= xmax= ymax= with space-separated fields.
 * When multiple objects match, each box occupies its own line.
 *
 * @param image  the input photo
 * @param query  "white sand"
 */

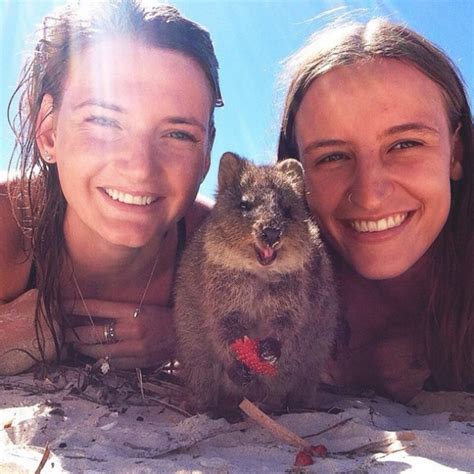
xmin=1 ymin=370 xmax=473 ymax=473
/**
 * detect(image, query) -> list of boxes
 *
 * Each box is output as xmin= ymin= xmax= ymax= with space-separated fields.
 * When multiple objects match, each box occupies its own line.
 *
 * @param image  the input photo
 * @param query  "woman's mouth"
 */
xmin=103 ymin=188 xmax=158 ymax=206
xmin=349 ymin=212 xmax=409 ymax=233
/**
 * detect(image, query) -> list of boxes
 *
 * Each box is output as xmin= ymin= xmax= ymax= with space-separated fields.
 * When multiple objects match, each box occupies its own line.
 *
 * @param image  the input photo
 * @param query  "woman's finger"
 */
xmin=65 ymin=316 xmax=155 ymax=344
xmin=65 ymin=321 xmax=128 ymax=344
xmin=74 ymin=340 xmax=147 ymax=359
xmin=73 ymin=338 xmax=172 ymax=367
xmin=104 ymin=357 xmax=151 ymax=370
xmin=65 ymin=326 xmax=102 ymax=344
xmin=63 ymin=298 xmax=138 ymax=319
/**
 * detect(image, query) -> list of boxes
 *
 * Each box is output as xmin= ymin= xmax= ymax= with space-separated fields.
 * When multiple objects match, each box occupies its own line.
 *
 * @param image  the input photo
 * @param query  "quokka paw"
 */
xmin=227 ymin=360 xmax=254 ymax=385
xmin=209 ymin=406 xmax=245 ymax=424
xmin=230 ymin=336 xmax=279 ymax=376
xmin=258 ymin=337 xmax=282 ymax=364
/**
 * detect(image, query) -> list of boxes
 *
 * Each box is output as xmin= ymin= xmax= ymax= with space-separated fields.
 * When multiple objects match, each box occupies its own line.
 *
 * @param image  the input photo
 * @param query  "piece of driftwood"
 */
xmin=239 ymin=398 xmax=311 ymax=449
xmin=302 ymin=416 xmax=353 ymax=439
xmin=34 ymin=442 xmax=51 ymax=474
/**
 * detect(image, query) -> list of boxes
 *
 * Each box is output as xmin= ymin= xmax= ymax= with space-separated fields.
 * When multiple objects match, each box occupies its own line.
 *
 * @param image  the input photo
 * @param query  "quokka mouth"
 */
xmin=255 ymin=245 xmax=277 ymax=266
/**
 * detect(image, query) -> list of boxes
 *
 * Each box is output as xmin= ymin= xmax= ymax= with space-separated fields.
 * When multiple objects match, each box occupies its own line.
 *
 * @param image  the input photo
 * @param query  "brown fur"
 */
xmin=174 ymin=152 xmax=339 ymax=416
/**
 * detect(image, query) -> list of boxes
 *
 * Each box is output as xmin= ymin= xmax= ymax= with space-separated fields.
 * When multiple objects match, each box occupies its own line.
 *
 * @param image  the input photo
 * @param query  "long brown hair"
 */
xmin=7 ymin=0 xmax=223 ymax=364
xmin=278 ymin=18 xmax=473 ymax=390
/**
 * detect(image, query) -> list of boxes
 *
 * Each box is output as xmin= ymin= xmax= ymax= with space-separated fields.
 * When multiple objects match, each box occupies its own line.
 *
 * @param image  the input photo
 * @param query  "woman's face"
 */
xmin=295 ymin=59 xmax=462 ymax=279
xmin=40 ymin=37 xmax=213 ymax=249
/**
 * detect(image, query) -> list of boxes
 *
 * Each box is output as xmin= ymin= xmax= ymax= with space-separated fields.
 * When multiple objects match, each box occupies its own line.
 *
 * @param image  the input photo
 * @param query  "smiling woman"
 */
xmin=278 ymin=19 xmax=473 ymax=402
xmin=0 ymin=0 xmax=222 ymax=375
xmin=294 ymin=59 xmax=462 ymax=280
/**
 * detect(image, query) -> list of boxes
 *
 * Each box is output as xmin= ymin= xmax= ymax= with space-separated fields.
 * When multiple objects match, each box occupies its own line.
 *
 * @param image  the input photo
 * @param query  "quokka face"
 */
xmin=204 ymin=152 xmax=318 ymax=275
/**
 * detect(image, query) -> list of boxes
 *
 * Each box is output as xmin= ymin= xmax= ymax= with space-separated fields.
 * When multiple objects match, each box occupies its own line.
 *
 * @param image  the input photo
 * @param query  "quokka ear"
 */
xmin=275 ymin=158 xmax=305 ymax=195
xmin=217 ymin=152 xmax=245 ymax=192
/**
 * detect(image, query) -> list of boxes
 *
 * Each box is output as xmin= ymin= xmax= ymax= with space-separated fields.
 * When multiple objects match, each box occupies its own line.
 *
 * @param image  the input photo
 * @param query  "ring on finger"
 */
xmin=103 ymin=322 xmax=118 ymax=344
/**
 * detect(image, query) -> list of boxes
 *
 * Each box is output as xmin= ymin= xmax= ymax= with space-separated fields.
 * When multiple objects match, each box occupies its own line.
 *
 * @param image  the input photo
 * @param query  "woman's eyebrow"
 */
xmin=164 ymin=115 xmax=207 ymax=132
xmin=302 ymin=139 xmax=347 ymax=155
xmin=73 ymin=99 xmax=124 ymax=113
xmin=383 ymin=122 xmax=440 ymax=137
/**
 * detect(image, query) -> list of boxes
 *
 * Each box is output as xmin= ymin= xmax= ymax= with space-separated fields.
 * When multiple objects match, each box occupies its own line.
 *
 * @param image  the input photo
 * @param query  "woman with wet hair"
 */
xmin=278 ymin=18 xmax=473 ymax=401
xmin=0 ymin=0 xmax=223 ymax=374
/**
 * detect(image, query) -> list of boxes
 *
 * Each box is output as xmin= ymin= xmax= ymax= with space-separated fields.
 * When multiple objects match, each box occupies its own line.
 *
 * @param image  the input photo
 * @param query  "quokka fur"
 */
xmin=174 ymin=152 xmax=339 ymax=416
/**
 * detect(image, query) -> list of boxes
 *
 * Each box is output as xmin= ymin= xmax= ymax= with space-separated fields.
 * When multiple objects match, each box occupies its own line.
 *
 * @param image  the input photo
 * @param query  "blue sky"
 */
xmin=0 ymin=0 xmax=472 ymax=198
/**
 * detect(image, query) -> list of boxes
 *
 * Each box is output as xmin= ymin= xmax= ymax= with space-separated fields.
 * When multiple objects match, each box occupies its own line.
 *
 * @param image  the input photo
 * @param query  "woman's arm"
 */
xmin=0 ymin=184 xmax=58 ymax=374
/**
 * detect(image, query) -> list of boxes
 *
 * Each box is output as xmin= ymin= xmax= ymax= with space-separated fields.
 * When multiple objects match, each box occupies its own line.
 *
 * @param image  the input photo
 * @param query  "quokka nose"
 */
xmin=261 ymin=226 xmax=281 ymax=246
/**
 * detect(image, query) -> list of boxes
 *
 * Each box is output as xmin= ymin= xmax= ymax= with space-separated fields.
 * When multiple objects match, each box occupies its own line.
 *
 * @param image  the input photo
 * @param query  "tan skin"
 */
xmin=294 ymin=59 xmax=463 ymax=402
xmin=0 ymin=36 xmax=213 ymax=374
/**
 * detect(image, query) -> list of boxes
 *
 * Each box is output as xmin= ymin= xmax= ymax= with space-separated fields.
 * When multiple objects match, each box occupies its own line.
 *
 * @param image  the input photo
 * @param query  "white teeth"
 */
xmin=104 ymin=188 xmax=155 ymax=206
xmin=350 ymin=213 xmax=408 ymax=233
xmin=368 ymin=221 xmax=377 ymax=232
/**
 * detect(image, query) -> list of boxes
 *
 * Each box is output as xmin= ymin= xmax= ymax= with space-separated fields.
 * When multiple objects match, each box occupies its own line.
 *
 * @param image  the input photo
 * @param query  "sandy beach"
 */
xmin=1 ymin=367 xmax=473 ymax=473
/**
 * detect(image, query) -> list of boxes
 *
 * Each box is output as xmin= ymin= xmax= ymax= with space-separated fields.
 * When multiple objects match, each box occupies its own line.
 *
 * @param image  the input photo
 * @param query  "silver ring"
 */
xmin=347 ymin=192 xmax=353 ymax=204
xmin=103 ymin=322 xmax=118 ymax=344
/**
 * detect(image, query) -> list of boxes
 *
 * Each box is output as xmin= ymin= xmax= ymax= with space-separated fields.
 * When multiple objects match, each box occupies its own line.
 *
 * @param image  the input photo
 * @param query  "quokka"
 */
xmin=174 ymin=152 xmax=339 ymax=418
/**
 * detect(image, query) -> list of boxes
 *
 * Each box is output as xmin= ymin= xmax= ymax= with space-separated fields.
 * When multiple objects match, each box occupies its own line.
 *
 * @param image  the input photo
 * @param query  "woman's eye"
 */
xmin=392 ymin=140 xmax=422 ymax=150
xmin=167 ymin=131 xmax=198 ymax=142
xmin=318 ymin=153 xmax=347 ymax=164
xmin=85 ymin=115 xmax=120 ymax=128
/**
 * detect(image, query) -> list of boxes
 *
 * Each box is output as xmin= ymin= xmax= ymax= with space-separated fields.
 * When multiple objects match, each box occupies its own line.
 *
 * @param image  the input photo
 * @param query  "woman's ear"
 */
xmin=35 ymin=94 xmax=57 ymax=164
xmin=450 ymin=124 xmax=463 ymax=181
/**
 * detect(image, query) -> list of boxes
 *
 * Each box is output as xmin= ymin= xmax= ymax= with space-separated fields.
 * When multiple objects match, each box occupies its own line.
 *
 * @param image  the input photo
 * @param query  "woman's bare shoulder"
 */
xmin=184 ymin=194 xmax=214 ymax=238
xmin=0 ymin=181 xmax=32 ymax=301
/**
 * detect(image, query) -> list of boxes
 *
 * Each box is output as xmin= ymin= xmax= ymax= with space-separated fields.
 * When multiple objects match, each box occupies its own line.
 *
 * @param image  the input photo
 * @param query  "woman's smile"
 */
xmin=347 ymin=212 xmax=409 ymax=233
xmin=102 ymin=187 xmax=160 ymax=206
xmin=339 ymin=210 xmax=416 ymax=246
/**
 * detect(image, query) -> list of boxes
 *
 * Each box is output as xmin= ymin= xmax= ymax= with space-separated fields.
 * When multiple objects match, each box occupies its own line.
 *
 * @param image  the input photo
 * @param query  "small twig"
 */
xmin=336 ymin=439 xmax=401 ymax=456
xmin=63 ymin=454 xmax=107 ymax=462
xmin=34 ymin=441 xmax=50 ymax=474
xmin=239 ymin=398 xmax=310 ymax=450
xmin=140 ymin=383 xmax=190 ymax=416
xmin=147 ymin=379 xmax=187 ymax=395
xmin=302 ymin=416 xmax=353 ymax=439
xmin=141 ymin=381 xmax=186 ymax=397
xmin=136 ymin=368 xmax=145 ymax=400
xmin=145 ymin=395 xmax=191 ymax=417
xmin=335 ymin=431 xmax=415 ymax=457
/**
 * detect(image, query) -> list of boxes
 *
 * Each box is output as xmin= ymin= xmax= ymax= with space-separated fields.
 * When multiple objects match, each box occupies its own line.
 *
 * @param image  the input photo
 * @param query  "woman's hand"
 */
xmin=0 ymin=289 xmax=61 ymax=375
xmin=64 ymin=298 xmax=176 ymax=369
xmin=321 ymin=327 xmax=431 ymax=403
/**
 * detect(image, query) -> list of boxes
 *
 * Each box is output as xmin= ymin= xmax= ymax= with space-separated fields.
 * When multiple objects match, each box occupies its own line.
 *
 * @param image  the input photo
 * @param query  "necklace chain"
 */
xmin=133 ymin=251 xmax=160 ymax=318
xmin=71 ymin=250 xmax=161 ymax=322
xmin=70 ymin=250 xmax=161 ymax=386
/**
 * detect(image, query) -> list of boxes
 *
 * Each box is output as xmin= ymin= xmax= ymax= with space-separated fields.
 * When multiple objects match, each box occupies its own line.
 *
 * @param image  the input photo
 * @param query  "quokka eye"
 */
xmin=240 ymin=198 xmax=252 ymax=212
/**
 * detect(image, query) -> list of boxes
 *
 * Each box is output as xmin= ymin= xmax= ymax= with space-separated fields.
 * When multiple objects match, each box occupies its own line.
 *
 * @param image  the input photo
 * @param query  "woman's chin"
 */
xmin=349 ymin=259 xmax=413 ymax=281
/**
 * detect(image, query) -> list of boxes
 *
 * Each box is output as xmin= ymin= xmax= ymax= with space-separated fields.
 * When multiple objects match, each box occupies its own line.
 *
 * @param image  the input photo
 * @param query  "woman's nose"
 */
xmin=348 ymin=158 xmax=394 ymax=210
xmin=118 ymin=138 xmax=157 ymax=180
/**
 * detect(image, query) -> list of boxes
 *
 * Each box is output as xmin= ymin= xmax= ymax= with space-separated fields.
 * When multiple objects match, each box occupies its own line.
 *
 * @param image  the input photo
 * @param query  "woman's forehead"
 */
xmin=297 ymin=59 xmax=449 ymax=123
xmin=61 ymin=37 xmax=213 ymax=112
